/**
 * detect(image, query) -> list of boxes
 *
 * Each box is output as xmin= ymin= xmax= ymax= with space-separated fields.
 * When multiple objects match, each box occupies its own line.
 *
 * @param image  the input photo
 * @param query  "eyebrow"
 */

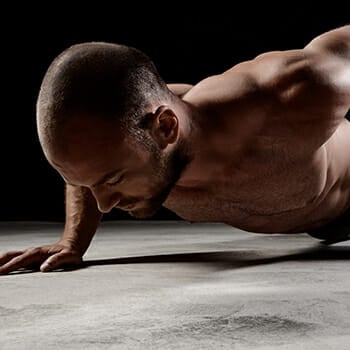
xmin=63 ymin=170 xmax=122 ymax=187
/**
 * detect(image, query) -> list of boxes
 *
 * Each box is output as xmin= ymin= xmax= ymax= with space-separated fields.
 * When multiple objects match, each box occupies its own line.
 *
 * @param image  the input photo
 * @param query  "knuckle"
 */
xmin=26 ymin=247 xmax=40 ymax=255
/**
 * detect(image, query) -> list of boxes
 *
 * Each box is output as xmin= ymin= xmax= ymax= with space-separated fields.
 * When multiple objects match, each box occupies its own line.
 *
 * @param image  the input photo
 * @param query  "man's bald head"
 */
xmin=36 ymin=41 xmax=172 ymax=150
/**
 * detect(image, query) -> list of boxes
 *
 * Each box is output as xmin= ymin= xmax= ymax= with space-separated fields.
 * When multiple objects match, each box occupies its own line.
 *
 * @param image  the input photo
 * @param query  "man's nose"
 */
xmin=90 ymin=186 xmax=121 ymax=213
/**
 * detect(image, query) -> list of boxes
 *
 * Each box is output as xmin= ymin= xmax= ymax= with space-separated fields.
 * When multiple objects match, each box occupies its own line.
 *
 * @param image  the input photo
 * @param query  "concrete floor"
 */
xmin=0 ymin=220 xmax=349 ymax=350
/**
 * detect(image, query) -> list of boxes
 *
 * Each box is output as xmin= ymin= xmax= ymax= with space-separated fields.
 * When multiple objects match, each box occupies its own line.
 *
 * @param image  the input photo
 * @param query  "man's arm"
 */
xmin=60 ymin=184 xmax=102 ymax=258
xmin=0 ymin=184 xmax=102 ymax=274
xmin=298 ymin=25 xmax=350 ymax=143
xmin=244 ymin=25 xmax=350 ymax=151
xmin=304 ymin=24 xmax=350 ymax=60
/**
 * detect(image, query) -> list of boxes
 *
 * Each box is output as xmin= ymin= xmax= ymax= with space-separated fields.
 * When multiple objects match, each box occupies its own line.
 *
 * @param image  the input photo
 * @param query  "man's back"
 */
xmin=164 ymin=25 xmax=350 ymax=233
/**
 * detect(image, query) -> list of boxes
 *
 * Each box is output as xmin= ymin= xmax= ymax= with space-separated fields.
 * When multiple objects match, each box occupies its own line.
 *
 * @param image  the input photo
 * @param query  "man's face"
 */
xmin=44 ymin=116 xmax=183 ymax=218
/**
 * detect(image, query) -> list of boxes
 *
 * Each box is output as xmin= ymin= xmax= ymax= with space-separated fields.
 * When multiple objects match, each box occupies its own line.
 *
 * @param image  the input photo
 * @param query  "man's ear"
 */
xmin=146 ymin=105 xmax=179 ymax=149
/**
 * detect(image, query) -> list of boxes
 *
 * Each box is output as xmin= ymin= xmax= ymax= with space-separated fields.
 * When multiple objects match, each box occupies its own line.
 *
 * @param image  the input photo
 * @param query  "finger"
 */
xmin=40 ymin=251 xmax=82 ymax=272
xmin=0 ymin=251 xmax=24 ymax=265
xmin=0 ymin=248 xmax=48 ymax=275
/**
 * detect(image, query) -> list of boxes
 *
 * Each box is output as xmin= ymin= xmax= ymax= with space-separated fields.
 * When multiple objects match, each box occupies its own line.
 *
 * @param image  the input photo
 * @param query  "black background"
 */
xmin=1 ymin=3 xmax=349 ymax=221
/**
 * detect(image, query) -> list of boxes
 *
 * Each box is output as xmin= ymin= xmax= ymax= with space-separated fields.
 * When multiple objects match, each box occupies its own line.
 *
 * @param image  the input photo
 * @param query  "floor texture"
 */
xmin=0 ymin=220 xmax=349 ymax=350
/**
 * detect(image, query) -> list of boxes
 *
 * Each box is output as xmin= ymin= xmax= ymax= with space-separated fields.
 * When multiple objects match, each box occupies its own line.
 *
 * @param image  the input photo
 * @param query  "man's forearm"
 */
xmin=60 ymin=184 xmax=103 ymax=256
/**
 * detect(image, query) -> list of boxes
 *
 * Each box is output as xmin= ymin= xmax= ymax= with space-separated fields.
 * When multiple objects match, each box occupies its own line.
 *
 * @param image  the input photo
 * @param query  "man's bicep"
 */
xmin=304 ymin=25 xmax=350 ymax=61
xmin=299 ymin=54 xmax=350 ymax=123
xmin=259 ymin=53 xmax=349 ymax=150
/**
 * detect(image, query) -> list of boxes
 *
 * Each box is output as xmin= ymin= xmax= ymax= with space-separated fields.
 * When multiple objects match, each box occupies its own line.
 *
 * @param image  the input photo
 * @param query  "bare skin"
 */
xmin=1 ymin=25 xmax=349 ymax=274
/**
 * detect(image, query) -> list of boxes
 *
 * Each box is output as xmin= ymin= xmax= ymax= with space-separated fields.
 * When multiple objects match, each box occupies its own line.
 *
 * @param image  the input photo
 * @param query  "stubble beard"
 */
xmin=129 ymin=144 xmax=190 ymax=219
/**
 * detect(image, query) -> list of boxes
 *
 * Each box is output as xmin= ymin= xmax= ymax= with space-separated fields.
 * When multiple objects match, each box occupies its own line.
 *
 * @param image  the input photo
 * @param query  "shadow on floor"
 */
xmin=6 ymin=244 xmax=350 ymax=275
xmin=83 ymin=245 xmax=350 ymax=269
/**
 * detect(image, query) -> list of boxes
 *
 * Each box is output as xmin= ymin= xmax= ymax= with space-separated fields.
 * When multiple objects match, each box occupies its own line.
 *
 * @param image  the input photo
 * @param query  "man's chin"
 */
xmin=128 ymin=186 xmax=173 ymax=219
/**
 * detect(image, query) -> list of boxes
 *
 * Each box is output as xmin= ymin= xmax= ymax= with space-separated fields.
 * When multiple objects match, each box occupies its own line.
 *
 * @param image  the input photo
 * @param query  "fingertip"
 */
xmin=40 ymin=263 xmax=51 ymax=272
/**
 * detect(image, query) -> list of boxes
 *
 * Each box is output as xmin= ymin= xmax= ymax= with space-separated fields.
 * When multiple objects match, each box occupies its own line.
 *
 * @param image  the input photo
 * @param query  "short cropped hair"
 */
xmin=36 ymin=41 xmax=172 ymax=145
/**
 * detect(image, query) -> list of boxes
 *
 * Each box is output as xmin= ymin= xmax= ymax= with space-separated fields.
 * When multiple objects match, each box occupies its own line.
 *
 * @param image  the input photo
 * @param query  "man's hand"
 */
xmin=0 ymin=242 xmax=83 ymax=275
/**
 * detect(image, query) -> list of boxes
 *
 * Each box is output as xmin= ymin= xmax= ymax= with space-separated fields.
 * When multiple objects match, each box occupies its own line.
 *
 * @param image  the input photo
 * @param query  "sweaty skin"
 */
xmin=0 ymin=25 xmax=349 ymax=274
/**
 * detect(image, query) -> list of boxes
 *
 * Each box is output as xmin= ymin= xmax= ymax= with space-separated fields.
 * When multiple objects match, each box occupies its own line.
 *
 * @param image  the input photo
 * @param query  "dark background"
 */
xmin=1 ymin=4 xmax=349 ymax=221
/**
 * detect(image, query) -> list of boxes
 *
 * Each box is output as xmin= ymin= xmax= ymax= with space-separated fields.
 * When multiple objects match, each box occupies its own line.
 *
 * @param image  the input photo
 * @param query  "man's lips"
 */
xmin=116 ymin=202 xmax=140 ymax=210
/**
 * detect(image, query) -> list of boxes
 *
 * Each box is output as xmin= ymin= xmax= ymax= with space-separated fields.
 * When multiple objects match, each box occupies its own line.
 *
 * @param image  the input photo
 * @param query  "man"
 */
xmin=1 ymin=25 xmax=349 ymax=275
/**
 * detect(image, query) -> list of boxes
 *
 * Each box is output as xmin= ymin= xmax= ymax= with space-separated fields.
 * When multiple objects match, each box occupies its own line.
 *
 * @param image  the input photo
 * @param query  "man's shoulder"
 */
xmin=181 ymin=63 xmax=262 ymax=110
xmin=180 ymin=50 xmax=308 ymax=105
xmin=167 ymin=83 xmax=194 ymax=98
xmin=177 ymin=48 xmax=334 ymax=117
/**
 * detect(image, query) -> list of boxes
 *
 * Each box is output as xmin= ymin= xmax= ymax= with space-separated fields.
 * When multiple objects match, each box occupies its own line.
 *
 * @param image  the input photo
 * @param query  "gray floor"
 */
xmin=0 ymin=220 xmax=349 ymax=350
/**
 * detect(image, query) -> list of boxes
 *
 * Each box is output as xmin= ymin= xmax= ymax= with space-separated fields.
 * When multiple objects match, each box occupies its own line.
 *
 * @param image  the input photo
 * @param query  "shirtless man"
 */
xmin=0 ymin=25 xmax=349 ymax=274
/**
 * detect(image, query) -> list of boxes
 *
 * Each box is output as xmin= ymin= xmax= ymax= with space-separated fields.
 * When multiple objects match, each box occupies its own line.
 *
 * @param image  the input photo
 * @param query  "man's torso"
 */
xmin=164 ymin=50 xmax=350 ymax=233
xmin=164 ymin=120 xmax=350 ymax=233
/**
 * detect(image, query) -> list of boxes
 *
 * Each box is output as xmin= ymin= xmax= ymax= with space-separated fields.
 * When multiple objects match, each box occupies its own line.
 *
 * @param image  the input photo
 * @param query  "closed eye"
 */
xmin=105 ymin=174 xmax=124 ymax=186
